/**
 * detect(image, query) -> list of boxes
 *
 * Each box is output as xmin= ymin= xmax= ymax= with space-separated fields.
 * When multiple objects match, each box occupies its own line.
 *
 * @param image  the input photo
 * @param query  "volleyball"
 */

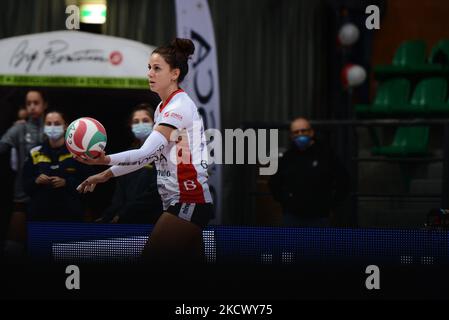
xmin=65 ymin=117 xmax=107 ymax=159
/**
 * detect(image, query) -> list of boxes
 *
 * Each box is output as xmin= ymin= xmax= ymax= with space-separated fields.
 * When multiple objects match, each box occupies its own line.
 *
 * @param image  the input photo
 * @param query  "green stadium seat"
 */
xmin=429 ymin=39 xmax=449 ymax=66
xmin=427 ymin=95 xmax=449 ymax=113
xmin=374 ymin=40 xmax=426 ymax=75
xmin=374 ymin=40 xmax=442 ymax=78
xmin=372 ymin=126 xmax=429 ymax=156
xmin=402 ymin=77 xmax=448 ymax=114
xmin=355 ymin=78 xmax=410 ymax=116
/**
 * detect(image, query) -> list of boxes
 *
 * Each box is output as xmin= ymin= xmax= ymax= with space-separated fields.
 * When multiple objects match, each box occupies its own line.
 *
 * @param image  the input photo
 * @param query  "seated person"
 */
xmin=23 ymin=110 xmax=88 ymax=221
xmin=97 ymin=104 xmax=162 ymax=224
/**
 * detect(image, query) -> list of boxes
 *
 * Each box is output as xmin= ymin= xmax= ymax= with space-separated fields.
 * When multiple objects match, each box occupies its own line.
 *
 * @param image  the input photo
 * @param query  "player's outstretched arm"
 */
xmin=107 ymin=125 xmax=172 ymax=166
xmin=77 ymin=169 xmax=113 ymax=193
xmin=108 ymin=127 xmax=171 ymax=166
xmin=74 ymin=125 xmax=173 ymax=167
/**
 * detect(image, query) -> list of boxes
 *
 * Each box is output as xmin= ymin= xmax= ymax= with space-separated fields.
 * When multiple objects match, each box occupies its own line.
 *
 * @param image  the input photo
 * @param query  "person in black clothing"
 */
xmin=96 ymin=104 xmax=162 ymax=224
xmin=23 ymin=110 xmax=88 ymax=221
xmin=269 ymin=117 xmax=350 ymax=227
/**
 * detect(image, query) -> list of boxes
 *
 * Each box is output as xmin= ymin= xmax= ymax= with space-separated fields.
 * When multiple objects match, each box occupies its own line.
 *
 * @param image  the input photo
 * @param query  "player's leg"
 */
xmin=142 ymin=212 xmax=205 ymax=264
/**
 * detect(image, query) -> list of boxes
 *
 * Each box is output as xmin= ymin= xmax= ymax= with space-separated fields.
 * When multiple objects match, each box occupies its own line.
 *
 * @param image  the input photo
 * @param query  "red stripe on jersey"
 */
xmin=176 ymin=138 xmax=205 ymax=203
xmin=160 ymin=88 xmax=184 ymax=113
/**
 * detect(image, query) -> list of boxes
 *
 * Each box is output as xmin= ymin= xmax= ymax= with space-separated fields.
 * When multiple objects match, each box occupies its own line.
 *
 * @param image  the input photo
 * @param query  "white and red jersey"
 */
xmin=153 ymin=89 xmax=212 ymax=210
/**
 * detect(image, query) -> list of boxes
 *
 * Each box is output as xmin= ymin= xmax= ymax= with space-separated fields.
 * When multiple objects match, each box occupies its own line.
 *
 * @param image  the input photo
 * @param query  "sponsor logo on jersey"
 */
xmin=163 ymin=111 xmax=183 ymax=121
xmin=170 ymin=112 xmax=183 ymax=121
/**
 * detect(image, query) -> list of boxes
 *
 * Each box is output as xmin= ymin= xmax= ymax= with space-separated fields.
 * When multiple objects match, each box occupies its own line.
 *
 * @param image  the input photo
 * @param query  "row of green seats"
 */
xmin=356 ymin=77 xmax=449 ymax=116
xmin=372 ymin=126 xmax=429 ymax=156
xmin=374 ymin=39 xmax=449 ymax=78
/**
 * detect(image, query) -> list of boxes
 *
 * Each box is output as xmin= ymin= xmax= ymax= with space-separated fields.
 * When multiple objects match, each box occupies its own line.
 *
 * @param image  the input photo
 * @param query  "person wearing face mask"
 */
xmin=269 ymin=117 xmax=350 ymax=227
xmin=0 ymin=90 xmax=47 ymax=258
xmin=96 ymin=104 xmax=162 ymax=224
xmin=22 ymin=111 xmax=87 ymax=222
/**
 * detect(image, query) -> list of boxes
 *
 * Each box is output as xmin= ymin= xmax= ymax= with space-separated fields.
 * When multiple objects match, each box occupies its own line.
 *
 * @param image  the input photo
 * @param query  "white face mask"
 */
xmin=132 ymin=122 xmax=153 ymax=141
xmin=44 ymin=125 xmax=64 ymax=140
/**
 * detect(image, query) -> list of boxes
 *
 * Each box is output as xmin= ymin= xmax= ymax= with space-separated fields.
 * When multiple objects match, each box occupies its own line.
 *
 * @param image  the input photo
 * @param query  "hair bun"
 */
xmin=171 ymin=38 xmax=195 ymax=59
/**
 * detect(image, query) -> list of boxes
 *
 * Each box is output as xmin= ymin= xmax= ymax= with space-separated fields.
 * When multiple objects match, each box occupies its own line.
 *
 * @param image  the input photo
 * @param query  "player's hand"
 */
xmin=50 ymin=176 xmax=66 ymax=188
xmin=73 ymin=151 xmax=110 ymax=165
xmin=76 ymin=170 xmax=113 ymax=194
xmin=35 ymin=174 xmax=52 ymax=185
xmin=111 ymin=215 xmax=120 ymax=223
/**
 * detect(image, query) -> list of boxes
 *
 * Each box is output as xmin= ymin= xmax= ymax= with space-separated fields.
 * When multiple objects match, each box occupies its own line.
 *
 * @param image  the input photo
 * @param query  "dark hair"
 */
xmin=128 ymin=103 xmax=155 ymax=148
xmin=45 ymin=109 xmax=68 ymax=125
xmin=129 ymin=103 xmax=155 ymax=125
xmin=26 ymin=89 xmax=48 ymax=103
xmin=152 ymin=38 xmax=195 ymax=83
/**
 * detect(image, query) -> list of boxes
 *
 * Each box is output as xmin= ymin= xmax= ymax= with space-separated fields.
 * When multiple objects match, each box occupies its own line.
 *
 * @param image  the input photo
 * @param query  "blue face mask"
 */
xmin=44 ymin=125 xmax=64 ymax=141
xmin=293 ymin=135 xmax=312 ymax=150
xmin=132 ymin=122 xmax=153 ymax=141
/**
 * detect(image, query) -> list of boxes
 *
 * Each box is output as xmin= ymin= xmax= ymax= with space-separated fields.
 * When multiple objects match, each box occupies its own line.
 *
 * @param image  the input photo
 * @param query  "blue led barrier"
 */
xmin=28 ymin=222 xmax=449 ymax=265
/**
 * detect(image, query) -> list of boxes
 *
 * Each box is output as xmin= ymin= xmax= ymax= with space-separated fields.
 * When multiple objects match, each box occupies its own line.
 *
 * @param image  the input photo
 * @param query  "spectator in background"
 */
xmin=23 ymin=110 xmax=88 ymax=221
xmin=0 ymin=90 xmax=47 ymax=256
xmin=269 ymin=117 xmax=350 ymax=227
xmin=96 ymin=104 xmax=162 ymax=224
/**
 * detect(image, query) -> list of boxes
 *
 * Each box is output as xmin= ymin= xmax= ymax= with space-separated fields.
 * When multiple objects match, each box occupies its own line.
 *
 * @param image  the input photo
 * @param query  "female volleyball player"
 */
xmin=75 ymin=38 xmax=213 ymax=264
